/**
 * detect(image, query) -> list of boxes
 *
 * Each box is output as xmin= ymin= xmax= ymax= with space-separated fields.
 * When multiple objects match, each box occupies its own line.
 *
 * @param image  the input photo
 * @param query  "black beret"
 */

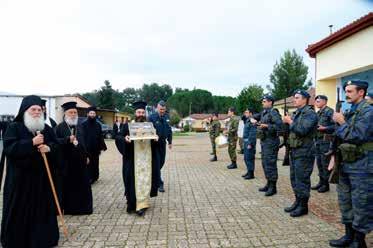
xmin=61 ymin=101 xmax=77 ymax=112
xmin=315 ymin=95 xmax=328 ymax=101
xmin=262 ymin=94 xmax=275 ymax=102
xmin=343 ymin=80 xmax=369 ymax=91
xmin=132 ymin=100 xmax=147 ymax=110
xmin=293 ymin=89 xmax=310 ymax=99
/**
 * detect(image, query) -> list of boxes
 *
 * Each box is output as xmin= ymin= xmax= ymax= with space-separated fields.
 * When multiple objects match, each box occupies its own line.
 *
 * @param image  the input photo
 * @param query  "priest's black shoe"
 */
xmin=284 ymin=196 xmax=300 ymax=213
xmin=349 ymin=230 xmax=367 ymax=248
xmin=244 ymin=171 xmax=254 ymax=180
xmin=136 ymin=209 xmax=146 ymax=217
xmin=227 ymin=163 xmax=237 ymax=169
xmin=317 ymin=184 xmax=329 ymax=193
xmin=159 ymin=185 xmax=165 ymax=193
xmin=311 ymin=181 xmax=322 ymax=190
xmin=265 ymin=181 xmax=277 ymax=196
xmin=329 ymin=224 xmax=354 ymax=247
xmin=258 ymin=181 xmax=269 ymax=192
xmin=210 ymin=155 xmax=217 ymax=162
xmin=290 ymin=198 xmax=308 ymax=217
xmin=126 ymin=206 xmax=135 ymax=214
xmin=242 ymin=172 xmax=248 ymax=178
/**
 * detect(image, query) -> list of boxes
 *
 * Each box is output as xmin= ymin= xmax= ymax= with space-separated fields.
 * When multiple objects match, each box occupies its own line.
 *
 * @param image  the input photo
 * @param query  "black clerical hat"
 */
xmin=61 ymin=101 xmax=77 ymax=112
xmin=41 ymin=99 xmax=47 ymax=106
xmin=87 ymin=106 xmax=97 ymax=113
xmin=14 ymin=95 xmax=43 ymax=122
xmin=132 ymin=101 xmax=147 ymax=110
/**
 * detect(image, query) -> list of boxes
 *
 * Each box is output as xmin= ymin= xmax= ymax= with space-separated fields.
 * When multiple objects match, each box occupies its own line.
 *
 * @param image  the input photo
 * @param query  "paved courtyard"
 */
xmin=1 ymin=133 xmax=372 ymax=247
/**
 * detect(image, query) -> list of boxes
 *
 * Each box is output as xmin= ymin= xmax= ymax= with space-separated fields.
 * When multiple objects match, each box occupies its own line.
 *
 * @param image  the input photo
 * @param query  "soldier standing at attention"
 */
xmin=329 ymin=80 xmax=372 ymax=248
xmin=209 ymin=113 xmax=221 ymax=162
xmin=242 ymin=108 xmax=257 ymax=180
xmin=311 ymin=95 xmax=334 ymax=193
xmin=283 ymin=90 xmax=318 ymax=217
xmin=253 ymin=95 xmax=282 ymax=197
xmin=224 ymin=107 xmax=240 ymax=169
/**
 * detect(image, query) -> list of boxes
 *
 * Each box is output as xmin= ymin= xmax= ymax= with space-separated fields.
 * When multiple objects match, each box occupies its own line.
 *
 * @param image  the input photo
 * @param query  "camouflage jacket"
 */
xmin=209 ymin=120 xmax=221 ymax=138
xmin=259 ymin=107 xmax=283 ymax=138
xmin=289 ymin=105 xmax=318 ymax=148
xmin=316 ymin=106 xmax=335 ymax=139
xmin=227 ymin=116 xmax=240 ymax=139
xmin=336 ymin=99 xmax=373 ymax=172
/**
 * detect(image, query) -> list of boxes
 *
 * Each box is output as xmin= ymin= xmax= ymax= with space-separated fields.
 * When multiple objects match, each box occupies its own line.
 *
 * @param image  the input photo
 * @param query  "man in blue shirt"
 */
xmin=148 ymin=100 xmax=172 ymax=193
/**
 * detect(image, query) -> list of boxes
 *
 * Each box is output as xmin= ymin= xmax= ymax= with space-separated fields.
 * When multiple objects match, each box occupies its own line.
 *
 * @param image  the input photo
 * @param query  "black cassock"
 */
xmin=56 ymin=122 xmax=93 ymax=215
xmin=115 ymin=123 xmax=160 ymax=211
xmin=81 ymin=118 xmax=107 ymax=183
xmin=1 ymin=122 xmax=59 ymax=248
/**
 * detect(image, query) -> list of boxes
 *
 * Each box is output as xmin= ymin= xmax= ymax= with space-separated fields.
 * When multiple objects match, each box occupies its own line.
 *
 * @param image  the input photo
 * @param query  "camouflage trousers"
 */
xmin=314 ymin=140 xmax=331 ymax=183
xmin=290 ymin=147 xmax=315 ymax=199
xmin=228 ymin=137 xmax=238 ymax=162
xmin=337 ymin=152 xmax=373 ymax=234
xmin=238 ymin=138 xmax=244 ymax=151
xmin=260 ymin=139 xmax=279 ymax=181
xmin=210 ymin=136 xmax=217 ymax=155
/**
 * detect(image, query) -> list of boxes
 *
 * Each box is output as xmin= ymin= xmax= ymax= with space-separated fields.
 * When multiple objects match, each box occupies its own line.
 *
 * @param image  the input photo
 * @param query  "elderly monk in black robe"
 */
xmin=115 ymin=101 xmax=160 ymax=216
xmin=81 ymin=106 xmax=107 ymax=184
xmin=0 ymin=95 xmax=59 ymax=248
xmin=56 ymin=101 xmax=93 ymax=215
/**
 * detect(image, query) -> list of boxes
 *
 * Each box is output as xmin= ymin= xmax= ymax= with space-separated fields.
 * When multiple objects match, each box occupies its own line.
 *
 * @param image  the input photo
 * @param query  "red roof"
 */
xmin=306 ymin=12 xmax=373 ymax=58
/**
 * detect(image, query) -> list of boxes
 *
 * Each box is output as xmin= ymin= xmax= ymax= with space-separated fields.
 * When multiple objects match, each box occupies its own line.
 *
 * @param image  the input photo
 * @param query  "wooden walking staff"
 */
xmin=36 ymin=131 xmax=69 ymax=239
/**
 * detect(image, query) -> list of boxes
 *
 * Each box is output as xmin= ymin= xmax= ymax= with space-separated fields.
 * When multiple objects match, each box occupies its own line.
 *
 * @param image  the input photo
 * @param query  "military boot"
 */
xmin=227 ymin=162 xmax=237 ymax=169
xmin=349 ymin=230 xmax=367 ymax=248
xmin=318 ymin=183 xmax=330 ymax=193
xmin=244 ymin=171 xmax=254 ymax=180
xmin=210 ymin=155 xmax=217 ymax=162
xmin=329 ymin=224 xmax=354 ymax=247
xmin=242 ymin=172 xmax=248 ymax=177
xmin=284 ymin=196 xmax=300 ymax=213
xmin=311 ymin=180 xmax=322 ymax=190
xmin=290 ymin=197 xmax=308 ymax=217
xmin=265 ymin=181 xmax=277 ymax=196
xmin=258 ymin=181 xmax=269 ymax=192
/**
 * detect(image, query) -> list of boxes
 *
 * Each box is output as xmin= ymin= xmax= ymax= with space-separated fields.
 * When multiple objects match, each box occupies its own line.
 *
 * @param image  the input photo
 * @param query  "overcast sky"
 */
xmin=0 ymin=0 xmax=372 ymax=97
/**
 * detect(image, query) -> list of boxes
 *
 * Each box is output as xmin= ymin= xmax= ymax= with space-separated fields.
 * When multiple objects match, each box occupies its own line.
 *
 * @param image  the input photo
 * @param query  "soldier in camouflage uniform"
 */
xmin=225 ymin=107 xmax=240 ymax=169
xmin=311 ymin=95 xmax=334 ymax=193
xmin=209 ymin=113 xmax=221 ymax=162
xmin=329 ymin=80 xmax=372 ymax=248
xmin=283 ymin=89 xmax=318 ymax=217
xmin=254 ymin=95 xmax=283 ymax=196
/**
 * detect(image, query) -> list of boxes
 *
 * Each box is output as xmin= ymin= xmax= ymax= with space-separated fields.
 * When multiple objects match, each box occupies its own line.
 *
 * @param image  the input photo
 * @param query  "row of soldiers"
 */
xmin=208 ymin=80 xmax=372 ymax=247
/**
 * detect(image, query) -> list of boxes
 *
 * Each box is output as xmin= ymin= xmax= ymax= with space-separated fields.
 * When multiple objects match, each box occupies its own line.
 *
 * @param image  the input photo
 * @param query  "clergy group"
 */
xmin=0 ymin=95 xmax=172 ymax=248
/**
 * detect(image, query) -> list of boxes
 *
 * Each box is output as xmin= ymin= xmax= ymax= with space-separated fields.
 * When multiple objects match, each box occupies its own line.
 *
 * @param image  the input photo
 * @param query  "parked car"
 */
xmin=171 ymin=127 xmax=181 ymax=133
xmin=78 ymin=117 xmax=114 ymax=139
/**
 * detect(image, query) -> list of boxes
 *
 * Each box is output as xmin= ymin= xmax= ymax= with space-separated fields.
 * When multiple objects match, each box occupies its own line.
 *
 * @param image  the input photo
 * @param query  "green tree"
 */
xmin=169 ymin=109 xmax=181 ymax=126
xmin=82 ymin=91 xmax=98 ymax=106
xmin=236 ymin=84 xmax=264 ymax=113
xmin=117 ymin=87 xmax=140 ymax=113
xmin=212 ymin=96 xmax=236 ymax=113
xmin=139 ymin=83 xmax=173 ymax=106
xmin=167 ymin=91 xmax=192 ymax=117
xmin=96 ymin=80 xmax=116 ymax=109
xmin=268 ymin=49 xmax=312 ymax=100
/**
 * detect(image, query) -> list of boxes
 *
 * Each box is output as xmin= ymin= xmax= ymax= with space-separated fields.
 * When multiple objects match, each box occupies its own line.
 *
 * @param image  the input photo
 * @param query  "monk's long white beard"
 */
xmin=64 ymin=116 xmax=78 ymax=126
xmin=24 ymin=112 xmax=45 ymax=133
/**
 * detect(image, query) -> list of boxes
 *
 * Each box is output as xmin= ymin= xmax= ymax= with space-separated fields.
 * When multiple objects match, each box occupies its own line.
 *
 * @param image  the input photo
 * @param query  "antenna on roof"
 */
xmin=328 ymin=24 xmax=333 ymax=35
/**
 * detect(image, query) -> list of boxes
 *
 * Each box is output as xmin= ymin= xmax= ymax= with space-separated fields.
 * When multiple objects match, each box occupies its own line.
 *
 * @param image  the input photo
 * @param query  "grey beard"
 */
xmin=24 ymin=112 xmax=45 ymax=133
xmin=65 ymin=116 xmax=78 ymax=126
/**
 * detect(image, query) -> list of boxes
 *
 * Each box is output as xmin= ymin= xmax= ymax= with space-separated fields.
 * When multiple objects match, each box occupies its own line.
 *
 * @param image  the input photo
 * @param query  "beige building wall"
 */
xmin=316 ymin=26 xmax=373 ymax=81
xmin=316 ymin=79 xmax=338 ymax=109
